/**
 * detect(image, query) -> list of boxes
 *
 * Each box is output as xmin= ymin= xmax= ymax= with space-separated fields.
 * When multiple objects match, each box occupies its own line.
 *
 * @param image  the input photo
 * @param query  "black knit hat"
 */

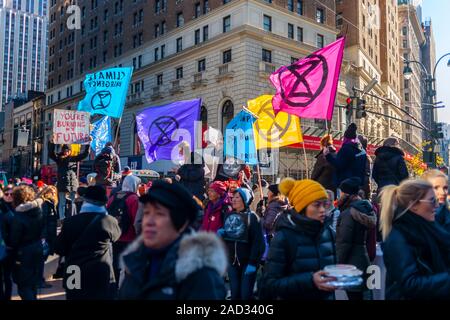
xmin=140 ymin=180 xmax=200 ymax=231
xmin=344 ymin=123 xmax=357 ymax=139
xmin=339 ymin=177 xmax=362 ymax=195
xmin=83 ymin=185 xmax=108 ymax=205
xmin=268 ymin=184 xmax=279 ymax=195
xmin=61 ymin=144 xmax=70 ymax=151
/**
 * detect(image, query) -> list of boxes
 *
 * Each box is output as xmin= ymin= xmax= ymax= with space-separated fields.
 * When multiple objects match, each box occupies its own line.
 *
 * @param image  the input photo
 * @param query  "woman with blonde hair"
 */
xmin=36 ymin=185 xmax=58 ymax=288
xmin=422 ymin=169 xmax=450 ymax=232
xmin=380 ymin=179 xmax=450 ymax=299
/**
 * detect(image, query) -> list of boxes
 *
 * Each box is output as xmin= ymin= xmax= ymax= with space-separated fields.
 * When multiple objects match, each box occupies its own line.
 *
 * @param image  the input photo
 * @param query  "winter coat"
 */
xmin=55 ymin=211 xmax=121 ymax=300
xmin=41 ymin=199 xmax=58 ymax=256
xmin=336 ymin=200 xmax=377 ymax=273
xmin=382 ymin=211 xmax=450 ymax=300
xmin=262 ymin=197 xmax=288 ymax=238
xmin=326 ymin=142 xmax=367 ymax=187
xmin=9 ymin=199 xmax=44 ymax=287
xmin=372 ymin=146 xmax=409 ymax=190
xmin=436 ymin=204 xmax=450 ymax=233
xmin=0 ymin=199 xmax=14 ymax=247
xmin=260 ymin=211 xmax=337 ymax=300
xmin=178 ymin=164 xmax=206 ymax=201
xmin=118 ymin=231 xmax=227 ymax=300
xmin=201 ymin=195 xmax=232 ymax=233
xmin=94 ymin=146 xmax=121 ymax=186
xmin=362 ymin=154 xmax=372 ymax=199
xmin=311 ymin=148 xmax=337 ymax=194
xmin=222 ymin=208 xmax=265 ymax=268
xmin=106 ymin=191 xmax=139 ymax=243
xmin=48 ymin=142 xmax=90 ymax=193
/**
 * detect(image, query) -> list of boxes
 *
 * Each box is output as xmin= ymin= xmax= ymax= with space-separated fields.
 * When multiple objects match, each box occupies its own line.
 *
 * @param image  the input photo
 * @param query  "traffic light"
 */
xmin=345 ymin=97 xmax=354 ymax=116
xmin=434 ymin=122 xmax=444 ymax=139
xmin=356 ymin=98 xmax=367 ymax=119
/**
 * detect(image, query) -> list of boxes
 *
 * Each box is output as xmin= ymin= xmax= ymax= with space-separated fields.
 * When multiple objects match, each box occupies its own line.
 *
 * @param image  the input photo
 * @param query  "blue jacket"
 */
xmin=325 ymin=142 xmax=367 ymax=187
xmin=436 ymin=204 xmax=450 ymax=233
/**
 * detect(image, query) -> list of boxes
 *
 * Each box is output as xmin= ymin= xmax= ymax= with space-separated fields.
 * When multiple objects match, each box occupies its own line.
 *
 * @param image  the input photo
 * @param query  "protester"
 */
xmin=325 ymin=123 xmax=367 ymax=187
xmin=326 ymin=189 xmax=340 ymax=232
xmin=48 ymin=137 xmax=91 ymax=220
xmin=201 ymin=181 xmax=232 ymax=233
xmin=0 ymin=185 xmax=14 ymax=300
xmin=262 ymin=184 xmax=288 ymax=240
xmin=106 ymin=175 xmax=141 ymax=289
xmin=372 ymin=137 xmax=409 ymax=191
xmin=55 ymin=185 xmax=121 ymax=300
xmin=118 ymin=181 xmax=227 ymax=299
xmin=36 ymin=185 xmax=59 ymax=289
xmin=177 ymin=152 xmax=206 ymax=201
xmin=422 ymin=169 xmax=450 ymax=232
xmin=9 ymin=186 xmax=44 ymax=300
xmin=94 ymin=142 xmax=121 ymax=186
xmin=250 ymin=180 xmax=269 ymax=216
xmin=311 ymin=134 xmax=338 ymax=194
xmin=260 ymin=178 xmax=337 ymax=300
xmin=219 ymin=187 xmax=265 ymax=300
xmin=380 ymin=179 xmax=450 ymax=299
xmin=358 ymin=135 xmax=372 ymax=199
xmin=335 ymin=177 xmax=377 ymax=300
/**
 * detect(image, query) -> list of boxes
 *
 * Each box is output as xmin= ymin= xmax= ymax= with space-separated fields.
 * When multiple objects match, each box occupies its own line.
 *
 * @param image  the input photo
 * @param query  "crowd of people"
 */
xmin=1 ymin=122 xmax=450 ymax=300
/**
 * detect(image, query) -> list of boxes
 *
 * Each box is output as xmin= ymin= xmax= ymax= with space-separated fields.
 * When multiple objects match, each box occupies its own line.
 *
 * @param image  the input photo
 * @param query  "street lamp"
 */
xmin=403 ymin=63 xmax=413 ymax=80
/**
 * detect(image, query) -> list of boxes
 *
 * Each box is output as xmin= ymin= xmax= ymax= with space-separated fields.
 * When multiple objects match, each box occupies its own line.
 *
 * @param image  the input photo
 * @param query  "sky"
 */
xmin=421 ymin=0 xmax=450 ymax=123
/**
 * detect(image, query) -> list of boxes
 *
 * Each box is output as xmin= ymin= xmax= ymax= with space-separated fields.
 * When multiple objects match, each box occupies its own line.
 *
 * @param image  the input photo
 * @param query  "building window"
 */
xmin=317 ymin=34 xmax=324 ymax=48
xmin=198 ymin=59 xmax=206 ymax=72
xmin=262 ymin=49 xmax=272 ymax=63
xmin=203 ymin=0 xmax=209 ymax=14
xmin=223 ymin=15 xmax=231 ymax=33
xmin=154 ymin=24 xmax=160 ymax=38
xmin=221 ymin=100 xmax=234 ymax=133
xmin=297 ymin=27 xmax=303 ymax=42
xmin=297 ymin=0 xmax=303 ymax=15
xmin=288 ymin=0 xmax=294 ymax=11
xmin=161 ymin=45 xmax=165 ymax=59
xmin=402 ymin=26 xmax=407 ymax=35
xmin=223 ymin=49 xmax=232 ymax=64
xmin=263 ymin=15 xmax=272 ymax=32
xmin=223 ymin=0 xmax=230 ymax=3
xmin=195 ymin=3 xmax=201 ymax=18
xmin=316 ymin=8 xmax=325 ymax=23
xmin=288 ymin=23 xmax=294 ymax=39
xmin=157 ymin=74 xmax=163 ymax=86
xmin=176 ymin=67 xmax=183 ymax=79
xmin=161 ymin=21 xmax=166 ymax=34
xmin=195 ymin=29 xmax=200 ymax=45
xmin=177 ymin=12 xmax=184 ymax=27
xmin=154 ymin=47 xmax=159 ymax=61
xmin=203 ymin=25 xmax=209 ymax=41
xmin=403 ymin=40 xmax=407 ymax=48
xmin=176 ymin=37 xmax=183 ymax=52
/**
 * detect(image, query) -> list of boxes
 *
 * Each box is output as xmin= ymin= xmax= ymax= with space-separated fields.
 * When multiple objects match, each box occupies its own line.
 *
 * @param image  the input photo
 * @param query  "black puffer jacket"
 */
xmin=41 ymin=199 xmax=58 ymax=256
xmin=118 ymin=231 xmax=227 ymax=300
xmin=178 ymin=164 xmax=205 ymax=201
xmin=326 ymin=142 xmax=367 ymax=187
xmin=48 ymin=142 xmax=90 ymax=193
xmin=372 ymin=146 xmax=409 ymax=189
xmin=0 ymin=198 xmax=14 ymax=247
xmin=311 ymin=148 xmax=337 ymax=194
xmin=436 ymin=204 xmax=450 ymax=233
xmin=260 ymin=211 xmax=336 ymax=300
xmin=336 ymin=200 xmax=377 ymax=272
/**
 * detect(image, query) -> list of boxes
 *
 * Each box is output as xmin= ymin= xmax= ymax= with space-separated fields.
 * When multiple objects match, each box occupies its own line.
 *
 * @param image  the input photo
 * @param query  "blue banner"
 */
xmin=78 ymin=67 xmax=133 ymax=118
xmin=224 ymin=110 xmax=258 ymax=165
xmin=136 ymin=99 xmax=201 ymax=164
xmin=90 ymin=116 xmax=112 ymax=156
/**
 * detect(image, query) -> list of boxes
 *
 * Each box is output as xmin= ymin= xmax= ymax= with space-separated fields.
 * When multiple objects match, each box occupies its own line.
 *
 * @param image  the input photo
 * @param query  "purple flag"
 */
xmin=136 ymin=99 xmax=201 ymax=163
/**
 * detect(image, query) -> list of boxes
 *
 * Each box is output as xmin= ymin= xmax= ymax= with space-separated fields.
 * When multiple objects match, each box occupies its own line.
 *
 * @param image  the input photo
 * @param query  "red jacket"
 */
xmin=106 ymin=191 xmax=139 ymax=243
xmin=201 ymin=196 xmax=231 ymax=233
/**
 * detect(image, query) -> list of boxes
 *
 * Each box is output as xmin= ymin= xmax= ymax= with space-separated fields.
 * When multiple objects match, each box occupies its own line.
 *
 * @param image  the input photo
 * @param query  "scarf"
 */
xmin=205 ymin=194 xmax=229 ymax=217
xmin=291 ymin=212 xmax=325 ymax=239
xmin=80 ymin=202 xmax=108 ymax=214
xmin=145 ymin=236 xmax=180 ymax=280
xmin=394 ymin=210 xmax=450 ymax=273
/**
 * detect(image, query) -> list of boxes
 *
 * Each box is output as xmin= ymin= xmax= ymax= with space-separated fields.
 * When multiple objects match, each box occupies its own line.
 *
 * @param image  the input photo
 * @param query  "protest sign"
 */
xmin=53 ymin=109 xmax=91 ymax=145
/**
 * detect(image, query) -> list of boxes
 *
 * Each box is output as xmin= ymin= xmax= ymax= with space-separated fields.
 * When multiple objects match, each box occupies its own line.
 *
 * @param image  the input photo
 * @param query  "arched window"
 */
xmin=200 ymin=106 xmax=208 ymax=148
xmin=221 ymin=100 xmax=234 ymax=134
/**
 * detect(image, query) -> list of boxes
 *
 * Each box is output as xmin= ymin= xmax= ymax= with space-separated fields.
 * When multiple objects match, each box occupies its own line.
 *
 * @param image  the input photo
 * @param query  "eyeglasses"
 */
xmin=419 ymin=197 xmax=438 ymax=205
xmin=4 ymin=193 xmax=12 ymax=197
xmin=312 ymin=200 xmax=332 ymax=209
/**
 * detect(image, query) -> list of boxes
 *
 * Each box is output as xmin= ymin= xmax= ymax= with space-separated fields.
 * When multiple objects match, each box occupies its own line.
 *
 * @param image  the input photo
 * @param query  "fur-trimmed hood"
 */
xmin=15 ymin=198 xmax=43 ymax=213
xmin=120 ymin=231 xmax=228 ymax=283
xmin=349 ymin=200 xmax=377 ymax=228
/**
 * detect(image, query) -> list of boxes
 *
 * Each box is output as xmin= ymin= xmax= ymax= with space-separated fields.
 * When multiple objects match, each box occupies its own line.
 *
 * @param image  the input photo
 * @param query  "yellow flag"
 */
xmin=247 ymin=95 xmax=303 ymax=149
xmin=71 ymin=144 xmax=81 ymax=156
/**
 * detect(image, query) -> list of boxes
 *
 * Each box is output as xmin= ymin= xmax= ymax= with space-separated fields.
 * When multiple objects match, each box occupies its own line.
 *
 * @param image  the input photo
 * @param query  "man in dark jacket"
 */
xmin=372 ymin=137 xmax=409 ymax=191
xmin=9 ymin=186 xmax=44 ymax=300
xmin=94 ymin=142 xmax=121 ymax=186
xmin=336 ymin=177 xmax=377 ymax=300
xmin=119 ymin=181 xmax=227 ymax=300
xmin=177 ymin=152 xmax=206 ymax=201
xmin=311 ymin=134 xmax=337 ymax=194
xmin=48 ymin=138 xmax=91 ymax=220
xmin=55 ymin=185 xmax=121 ymax=300
xmin=325 ymin=123 xmax=367 ymax=187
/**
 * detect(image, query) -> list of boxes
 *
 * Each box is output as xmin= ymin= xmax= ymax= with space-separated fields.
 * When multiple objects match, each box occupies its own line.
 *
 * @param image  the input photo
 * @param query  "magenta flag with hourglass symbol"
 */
xmin=270 ymin=37 xmax=345 ymax=121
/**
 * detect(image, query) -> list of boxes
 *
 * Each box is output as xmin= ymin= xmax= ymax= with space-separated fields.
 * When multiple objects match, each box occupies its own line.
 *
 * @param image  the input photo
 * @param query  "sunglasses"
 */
xmin=419 ymin=197 xmax=438 ymax=205
xmin=4 ymin=192 xmax=12 ymax=197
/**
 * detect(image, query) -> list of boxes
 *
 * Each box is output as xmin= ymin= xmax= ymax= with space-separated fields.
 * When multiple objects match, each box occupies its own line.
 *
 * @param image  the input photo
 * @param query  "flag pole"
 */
xmin=256 ymin=164 xmax=264 ymax=203
xmin=301 ymin=141 xmax=309 ymax=179
xmin=113 ymin=117 xmax=122 ymax=151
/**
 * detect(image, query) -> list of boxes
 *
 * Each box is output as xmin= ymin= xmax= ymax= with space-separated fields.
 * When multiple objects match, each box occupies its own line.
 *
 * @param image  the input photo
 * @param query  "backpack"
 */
xmin=107 ymin=193 xmax=132 ymax=234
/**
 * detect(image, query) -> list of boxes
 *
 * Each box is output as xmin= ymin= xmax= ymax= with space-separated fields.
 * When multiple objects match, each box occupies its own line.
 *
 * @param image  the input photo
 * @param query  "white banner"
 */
xmin=53 ymin=109 xmax=91 ymax=145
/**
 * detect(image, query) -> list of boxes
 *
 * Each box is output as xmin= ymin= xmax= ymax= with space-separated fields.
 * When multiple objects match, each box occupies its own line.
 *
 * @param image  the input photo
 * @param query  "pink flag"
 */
xmin=270 ymin=37 xmax=345 ymax=121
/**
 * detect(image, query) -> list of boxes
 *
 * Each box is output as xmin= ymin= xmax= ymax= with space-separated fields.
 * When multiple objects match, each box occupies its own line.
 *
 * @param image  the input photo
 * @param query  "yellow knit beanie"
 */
xmin=279 ymin=178 xmax=328 ymax=214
